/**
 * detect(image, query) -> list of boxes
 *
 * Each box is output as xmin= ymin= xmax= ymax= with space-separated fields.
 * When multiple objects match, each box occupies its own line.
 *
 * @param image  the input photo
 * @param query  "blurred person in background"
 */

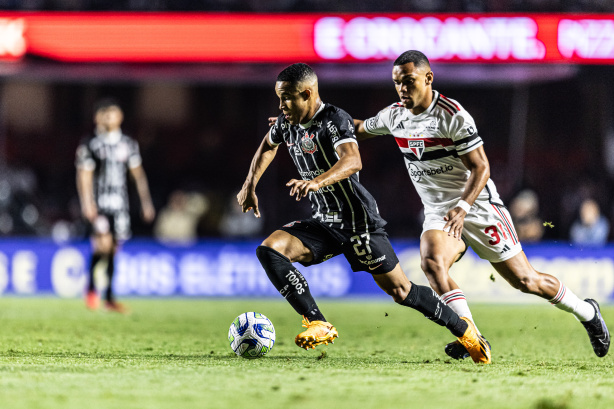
xmin=570 ymin=198 xmax=610 ymax=246
xmin=76 ymin=98 xmax=155 ymax=313
xmin=219 ymin=192 xmax=263 ymax=238
xmin=509 ymin=189 xmax=544 ymax=242
xmin=154 ymin=189 xmax=209 ymax=244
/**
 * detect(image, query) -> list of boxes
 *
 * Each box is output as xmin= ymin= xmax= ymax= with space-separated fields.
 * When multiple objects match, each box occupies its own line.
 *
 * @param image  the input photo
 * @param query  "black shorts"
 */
xmin=280 ymin=219 xmax=399 ymax=274
xmin=86 ymin=211 xmax=131 ymax=241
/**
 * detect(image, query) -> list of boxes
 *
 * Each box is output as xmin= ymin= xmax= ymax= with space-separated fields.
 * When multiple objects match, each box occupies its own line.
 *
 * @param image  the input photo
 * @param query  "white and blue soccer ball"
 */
xmin=228 ymin=312 xmax=276 ymax=359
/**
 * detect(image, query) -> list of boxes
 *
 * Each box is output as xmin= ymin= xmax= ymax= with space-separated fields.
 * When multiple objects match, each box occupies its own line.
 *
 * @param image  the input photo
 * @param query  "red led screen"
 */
xmin=0 ymin=13 xmax=613 ymax=63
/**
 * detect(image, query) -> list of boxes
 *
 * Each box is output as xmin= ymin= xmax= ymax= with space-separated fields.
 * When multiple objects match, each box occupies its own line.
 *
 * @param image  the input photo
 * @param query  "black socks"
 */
xmin=401 ymin=282 xmax=468 ymax=337
xmin=88 ymin=252 xmax=115 ymax=303
xmin=88 ymin=253 xmax=103 ymax=292
xmin=105 ymin=253 xmax=115 ymax=302
xmin=256 ymin=245 xmax=326 ymax=322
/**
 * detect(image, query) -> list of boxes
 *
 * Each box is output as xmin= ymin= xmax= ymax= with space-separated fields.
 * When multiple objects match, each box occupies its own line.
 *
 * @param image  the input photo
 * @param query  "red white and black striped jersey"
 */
xmin=269 ymin=102 xmax=386 ymax=233
xmin=364 ymin=90 xmax=503 ymax=211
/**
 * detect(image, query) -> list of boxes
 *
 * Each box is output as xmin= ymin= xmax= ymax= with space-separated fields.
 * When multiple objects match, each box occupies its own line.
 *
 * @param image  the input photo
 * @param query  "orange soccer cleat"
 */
xmin=295 ymin=317 xmax=338 ymax=350
xmin=104 ymin=300 xmax=129 ymax=314
xmin=85 ymin=290 xmax=100 ymax=310
xmin=456 ymin=317 xmax=491 ymax=364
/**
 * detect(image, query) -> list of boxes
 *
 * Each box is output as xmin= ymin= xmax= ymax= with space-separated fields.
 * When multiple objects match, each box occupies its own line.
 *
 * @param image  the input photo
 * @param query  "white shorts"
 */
xmin=422 ymin=200 xmax=522 ymax=262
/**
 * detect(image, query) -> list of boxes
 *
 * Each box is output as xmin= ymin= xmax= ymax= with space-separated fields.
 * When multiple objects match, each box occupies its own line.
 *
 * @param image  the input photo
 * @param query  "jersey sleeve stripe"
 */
xmin=333 ymin=138 xmax=358 ymax=150
xmin=439 ymin=94 xmax=461 ymax=111
xmin=454 ymin=134 xmax=480 ymax=146
xmin=268 ymin=130 xmax=280 ymax=146
xmin=456 ymin=138 xmax=482 ymax=153
xmin=436 ymin=101 xmax=454 ymax=116
xmin=395 ymin=137 xmax=454 ymax=148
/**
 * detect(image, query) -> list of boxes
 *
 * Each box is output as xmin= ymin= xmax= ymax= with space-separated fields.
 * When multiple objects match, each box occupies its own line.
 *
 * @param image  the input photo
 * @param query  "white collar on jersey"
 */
xmin=97 ymin=129 xmax=122 ymax=144
xmin=298 ymin=102 xmax=325 ymax=129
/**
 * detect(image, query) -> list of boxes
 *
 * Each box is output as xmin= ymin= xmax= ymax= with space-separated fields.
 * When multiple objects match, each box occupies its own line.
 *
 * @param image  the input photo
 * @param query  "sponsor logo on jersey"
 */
xmin=395 ymin=121 xmax=405 ymax=130
xmin=426 ymin=119 xmax=439 ymax=131
xmin=299 ymin=169 xmax=325 ymax=179
xmin=407 ymin=162 xmax=454 ymax=182
xmin=283 ymin=221 xmax=301 ymax=228
xmin=408 ymin=140 xmax=425 ymax=159
xmin=301 ymin=132 xmax=318 ymax=154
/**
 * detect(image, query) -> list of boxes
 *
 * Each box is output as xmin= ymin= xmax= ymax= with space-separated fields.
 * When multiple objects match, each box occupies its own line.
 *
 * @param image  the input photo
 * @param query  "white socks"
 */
xmin=441 ymin=289 xmax=482 ymax=336
xmin=549 ymin=283 xmax=596 ymax=322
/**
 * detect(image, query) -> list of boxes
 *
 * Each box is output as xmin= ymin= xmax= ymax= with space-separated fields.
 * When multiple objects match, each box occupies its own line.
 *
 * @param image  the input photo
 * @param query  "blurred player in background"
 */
xmin=239 ymin=63 xmax=491 ymax=363
xmin=353 ymin=50 xmax=610 ymax=359
xmin=76 ymin=98 xmax=155 ymax=313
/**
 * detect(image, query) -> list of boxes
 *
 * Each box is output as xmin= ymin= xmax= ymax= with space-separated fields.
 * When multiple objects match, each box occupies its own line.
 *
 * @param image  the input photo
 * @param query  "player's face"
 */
xmin=95 ymin=105 xmax=124 ymax=132
xmin=392 ymin=63 xmax=433 ymax=111
xmin=275 ymin=81 xmax=309 ymax=125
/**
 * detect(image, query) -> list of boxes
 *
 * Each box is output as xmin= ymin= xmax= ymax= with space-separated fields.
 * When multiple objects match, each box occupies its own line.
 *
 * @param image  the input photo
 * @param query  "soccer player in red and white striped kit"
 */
xmin=353 ymin=50 xmax=610 ymax=360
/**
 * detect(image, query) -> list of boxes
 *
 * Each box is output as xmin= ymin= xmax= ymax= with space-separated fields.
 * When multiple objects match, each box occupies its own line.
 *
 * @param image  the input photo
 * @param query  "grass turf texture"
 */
xmin=0 ymin=298 xmax=612 ymax=409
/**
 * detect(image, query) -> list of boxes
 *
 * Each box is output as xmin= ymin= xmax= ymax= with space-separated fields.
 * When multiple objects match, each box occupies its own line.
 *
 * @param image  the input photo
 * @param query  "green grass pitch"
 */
xmin=0 ymin=298 xmax=612 ymax=409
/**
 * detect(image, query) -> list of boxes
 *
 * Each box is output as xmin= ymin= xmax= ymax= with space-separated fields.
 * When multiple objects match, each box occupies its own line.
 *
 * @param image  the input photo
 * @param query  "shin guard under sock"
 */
xmin=401 ymin=282 xmax=468 ymax=337
xmin=256 ymin=245 xmax=325 ymax=322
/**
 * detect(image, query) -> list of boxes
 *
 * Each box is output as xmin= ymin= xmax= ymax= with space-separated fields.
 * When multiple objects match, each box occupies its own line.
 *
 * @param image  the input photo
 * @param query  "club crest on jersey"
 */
xmin=301 ymin=132 xmax=318 ymax=154
xmin=408 ymin=140 xmax=425 ymax=159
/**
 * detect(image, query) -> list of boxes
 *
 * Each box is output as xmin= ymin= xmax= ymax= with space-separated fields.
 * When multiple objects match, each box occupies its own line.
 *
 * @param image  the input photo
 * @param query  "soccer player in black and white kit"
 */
xmin=353 ymin=50 xmax=610 ymax=359
xmin=76 ymin=98 xmax=155 ymax=313
xmin=238 ymin=63 xmax=491 ymax=363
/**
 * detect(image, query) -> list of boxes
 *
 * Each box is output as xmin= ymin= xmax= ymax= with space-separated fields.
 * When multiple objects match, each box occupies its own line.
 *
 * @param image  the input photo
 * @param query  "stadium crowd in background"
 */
xmin=0 ymin=4 xmax=613 ymax=244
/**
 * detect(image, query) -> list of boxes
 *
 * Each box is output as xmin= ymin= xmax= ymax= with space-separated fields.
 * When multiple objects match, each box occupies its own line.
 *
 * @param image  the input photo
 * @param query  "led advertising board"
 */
xmin=0 ymin=13 xmax=613 ymax=63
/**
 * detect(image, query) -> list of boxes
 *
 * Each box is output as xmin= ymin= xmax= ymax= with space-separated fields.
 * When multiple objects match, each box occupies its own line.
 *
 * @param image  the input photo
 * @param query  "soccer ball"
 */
xmin=228 ymin=312 xmax=276 ymax=359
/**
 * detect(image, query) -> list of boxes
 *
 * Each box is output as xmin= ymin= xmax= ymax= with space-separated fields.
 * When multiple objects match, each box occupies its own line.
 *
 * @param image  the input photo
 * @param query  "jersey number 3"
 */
xmin=484 ymin=226 xmax=501 ymax=245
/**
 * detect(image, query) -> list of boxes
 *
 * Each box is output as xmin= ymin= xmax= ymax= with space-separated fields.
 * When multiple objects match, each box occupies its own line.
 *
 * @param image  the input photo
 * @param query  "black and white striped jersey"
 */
xmin=75 ymin=131 xmax=142 ymax=215
xmin=269 ymin=103 xmax=386 ymax=232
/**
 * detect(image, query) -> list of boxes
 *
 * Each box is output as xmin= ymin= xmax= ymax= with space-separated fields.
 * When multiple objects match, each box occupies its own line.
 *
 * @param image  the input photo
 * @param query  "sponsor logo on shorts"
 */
xmin=358 ymin=255 xmax=386 ymax=266
xmin=322 ymin=254 xmax=334 ymax=261
xmin=283 ymin=221 xmax=301 ymax=228
xmin=408 ymin=163 xmax=454 ymax=182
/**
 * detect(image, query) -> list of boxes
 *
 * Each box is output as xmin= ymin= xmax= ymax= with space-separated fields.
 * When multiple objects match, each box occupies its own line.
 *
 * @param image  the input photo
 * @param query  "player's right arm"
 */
xmin=76 ymin=167 xmax=97 ymax=222
xmin=353 ymin=119 xmax=378 ymax=141
xmin=354 ymin=109 xmax=393 ymax=141
xmin=75 ymin=143 xmax=97 ymax=222
xmin=237 ymin=130 xmax=279 ymax=218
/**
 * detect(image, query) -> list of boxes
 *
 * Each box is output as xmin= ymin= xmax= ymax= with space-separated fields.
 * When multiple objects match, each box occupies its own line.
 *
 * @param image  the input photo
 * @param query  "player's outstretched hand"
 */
xmin=268 ymin=117 xmax=278 ymax=127
xmin=237 ymin=187 xmax=261 ymax=218
xmin=443 ymin=207 xmax=466 ymax=241
xmin=287 ymin=179 xmax=319 ymax=201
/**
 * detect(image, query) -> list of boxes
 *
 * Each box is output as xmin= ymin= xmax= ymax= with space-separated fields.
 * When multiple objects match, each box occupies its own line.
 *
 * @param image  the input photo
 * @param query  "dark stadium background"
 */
xmin=0 ymin=1 xmax=612 ymax=244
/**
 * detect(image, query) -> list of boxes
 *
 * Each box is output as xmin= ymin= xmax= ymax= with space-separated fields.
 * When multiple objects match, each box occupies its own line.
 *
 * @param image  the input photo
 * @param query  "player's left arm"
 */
xmin=443 ymin=146 xmax=490 ymax=239
xmin=287 ymin=141 xmax=362 ymax=200
xmin=129 ymin=164 xmax=156 ymax=223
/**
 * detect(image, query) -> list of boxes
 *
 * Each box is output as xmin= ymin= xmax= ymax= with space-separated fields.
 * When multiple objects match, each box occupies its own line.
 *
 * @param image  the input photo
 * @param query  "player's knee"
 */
xmin=386 ymin=284 xmax=411 ymax=304
xmin=260 ymin=238 xmax=290 ymax=259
